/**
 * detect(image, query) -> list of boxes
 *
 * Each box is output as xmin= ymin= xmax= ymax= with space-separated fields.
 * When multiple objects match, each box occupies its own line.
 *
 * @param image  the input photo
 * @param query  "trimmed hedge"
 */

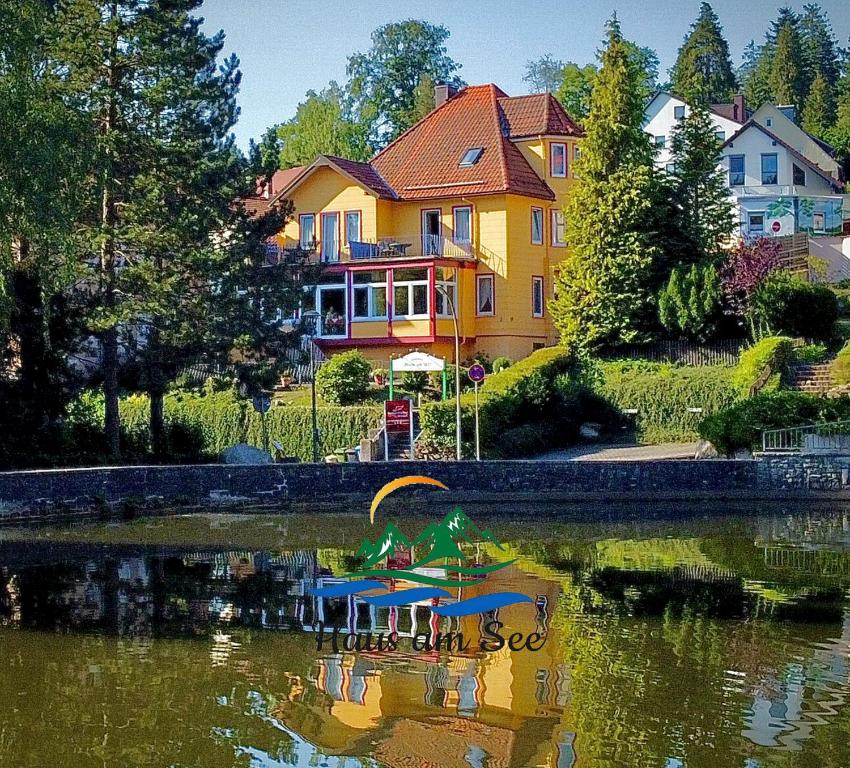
xmin=593 ymin=361 xmax=738 ymax=443
xmin=698 ymin=391 xmax=850 ymax=456
xmin=831 ymin=343 xmax=850 ymax=386
xmin=419 ymin=346 xmax=581 ymax=458
xmin=732 ymin=336 xmax=794 ymax=395
xmin=69 ymin=390 xmax=380 ymax=463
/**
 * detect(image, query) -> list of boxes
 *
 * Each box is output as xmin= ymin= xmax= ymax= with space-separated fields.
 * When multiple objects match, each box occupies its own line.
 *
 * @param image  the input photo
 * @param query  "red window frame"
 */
xmin=476 ymin=273 xmax=495 ymax=317
xmin=532 ymin=275 xmax=544 ymax=318
xmin=550 ymin=142 xmax=567 ymax=177
xmin=299 ymin=213 xmax=316 ymax=249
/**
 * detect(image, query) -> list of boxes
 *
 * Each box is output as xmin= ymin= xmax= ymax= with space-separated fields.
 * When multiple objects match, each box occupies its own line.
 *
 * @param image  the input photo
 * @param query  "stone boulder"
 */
xmin=220 ymin=443 xmax=273 ymax=465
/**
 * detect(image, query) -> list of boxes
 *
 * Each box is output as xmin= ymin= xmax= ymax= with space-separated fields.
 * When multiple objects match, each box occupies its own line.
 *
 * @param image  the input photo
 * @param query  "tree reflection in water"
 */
xmin=0 ymin=508 xmax=849 ymax=766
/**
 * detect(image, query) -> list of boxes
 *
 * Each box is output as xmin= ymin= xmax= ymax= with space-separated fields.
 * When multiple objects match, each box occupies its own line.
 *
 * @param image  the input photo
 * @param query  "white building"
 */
xmin=643 ymin=92 xmax=848 ymax=239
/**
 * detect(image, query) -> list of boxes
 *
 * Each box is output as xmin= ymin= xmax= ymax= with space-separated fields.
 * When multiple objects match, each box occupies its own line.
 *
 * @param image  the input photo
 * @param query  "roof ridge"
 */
xmin=490 ymin=85 xmax=511 ymax=192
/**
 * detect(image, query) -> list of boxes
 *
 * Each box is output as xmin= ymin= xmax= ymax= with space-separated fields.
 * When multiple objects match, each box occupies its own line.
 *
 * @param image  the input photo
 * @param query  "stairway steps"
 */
xmin=788 ymin=362 xmax=834 ymax=394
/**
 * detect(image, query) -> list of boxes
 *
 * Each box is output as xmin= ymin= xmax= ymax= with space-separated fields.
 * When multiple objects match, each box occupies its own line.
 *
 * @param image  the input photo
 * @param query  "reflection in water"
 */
xmin=3 ymin=508 xmax=850 ymax=766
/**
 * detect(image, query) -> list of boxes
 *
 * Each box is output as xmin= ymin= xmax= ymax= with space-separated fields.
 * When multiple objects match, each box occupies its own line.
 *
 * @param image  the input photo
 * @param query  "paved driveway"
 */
xmin=532 ymin=442 xmax=698 ymax=461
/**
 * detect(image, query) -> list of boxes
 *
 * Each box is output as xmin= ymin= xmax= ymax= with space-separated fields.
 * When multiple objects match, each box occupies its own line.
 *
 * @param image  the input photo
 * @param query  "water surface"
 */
xmin=2 ymin=505 xmax=850 ymax=767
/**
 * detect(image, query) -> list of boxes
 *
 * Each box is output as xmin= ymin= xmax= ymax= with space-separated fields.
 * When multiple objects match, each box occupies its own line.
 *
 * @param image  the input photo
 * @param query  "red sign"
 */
xmin=385 ymin=400 xmax=411 ymax=433
xmin=771 ymin=220 xmax=782 ymax=233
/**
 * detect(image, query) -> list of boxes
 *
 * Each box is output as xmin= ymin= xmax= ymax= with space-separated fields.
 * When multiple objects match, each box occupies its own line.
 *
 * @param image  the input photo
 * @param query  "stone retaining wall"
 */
xmin=1 ymin=456 xmax=849 ymax=523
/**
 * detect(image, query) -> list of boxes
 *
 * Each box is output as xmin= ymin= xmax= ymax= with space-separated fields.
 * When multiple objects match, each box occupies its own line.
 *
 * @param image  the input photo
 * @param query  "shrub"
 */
xmin=698 ymin=391 xmax=850 ymax=455
xmin=420 ymin=346 xmax=580 ymax=457
xmin=492 ymin=356 xmax=512 ymax=373
xmin=592 ymin=361 xmax=738 ymax=443
xmin=315 ymin=350 xmax=372 ymax=405
xmin=751 ymin=273 xmax=838 ymax=341
xmin=401 ymin=371 xmax=430 ymax=397
xmin=793 ymin=343 xmax=829 ymax=364
xmin=831 ymin=343 xmax=850 ymax=385
xmin=658 ymin=261 xmax=722 ymax=341
xmin=732 ymin=336 xmax=794 ymax=395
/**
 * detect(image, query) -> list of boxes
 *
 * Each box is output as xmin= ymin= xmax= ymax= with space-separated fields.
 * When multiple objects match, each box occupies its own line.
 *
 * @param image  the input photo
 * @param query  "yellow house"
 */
xmin=268 ymin=84 xmax=583 ymax=364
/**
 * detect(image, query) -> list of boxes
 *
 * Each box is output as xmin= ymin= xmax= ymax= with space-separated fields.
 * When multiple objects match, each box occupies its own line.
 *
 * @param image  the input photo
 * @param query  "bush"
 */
xmin=657 ymin=261 xmax=722 ymax=341
xmin=315 ymin=350 xmax=372 ymax=405
xmin=592 ymin=361 xmax=738 ymax=443
xmin=420 ymin=346 xmax=580 ymax=457
xmin=732 ymin=336 xmax=794 ymax=395
xmin=492 ymin=356 xmax=512 ymax=373
xmin=698 ymin=391 xmax=850 ymax=455
xmin=831 ymin=343 xmax=850 ymax=385
xmin=751 ymin=273 xmax=838 ymax=341
xmin=793 ymin=343 xmax=829 ymax=364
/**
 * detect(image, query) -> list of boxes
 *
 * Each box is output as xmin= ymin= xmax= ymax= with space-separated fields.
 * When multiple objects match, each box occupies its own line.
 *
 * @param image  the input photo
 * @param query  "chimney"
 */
xmin=434 ymin=82 xmax=456 ymax=109
xmin=733 ymin=94 xmax=746 ymax=123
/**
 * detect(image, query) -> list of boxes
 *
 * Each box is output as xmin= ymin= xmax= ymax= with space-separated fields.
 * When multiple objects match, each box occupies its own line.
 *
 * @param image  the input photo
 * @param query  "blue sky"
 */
xmin=200 ymin=0 xmax=850 ymax=149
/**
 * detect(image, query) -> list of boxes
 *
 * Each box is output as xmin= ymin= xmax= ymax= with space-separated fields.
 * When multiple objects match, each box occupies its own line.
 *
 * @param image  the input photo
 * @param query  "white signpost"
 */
xmin=468 ymin=364 xmax=486 ymax=461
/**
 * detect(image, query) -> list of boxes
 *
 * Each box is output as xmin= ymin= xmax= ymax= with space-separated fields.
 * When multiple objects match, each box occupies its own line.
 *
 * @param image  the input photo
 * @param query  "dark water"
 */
xmin=2 ymin=506 xmax=850 ymax=767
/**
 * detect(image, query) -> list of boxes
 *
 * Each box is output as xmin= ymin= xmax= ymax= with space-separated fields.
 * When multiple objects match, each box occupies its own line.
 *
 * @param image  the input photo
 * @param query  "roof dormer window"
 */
xmin=459 ymin=147 xmax=484 ymax=167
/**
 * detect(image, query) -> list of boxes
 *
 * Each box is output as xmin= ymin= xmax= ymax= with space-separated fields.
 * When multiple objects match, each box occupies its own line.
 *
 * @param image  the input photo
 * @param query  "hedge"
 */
xmin=69 ymin=390 xmax=380 ymax=463
xmin=419 ymin=346 xmax=581 ymax=458
xmin=698 ymin=391 xmax=850 ymax=456
xmin=831 ymin=343 xmax=850 ymax=386
xmin=732 ymin=336 xmax=794 ymax=396
xmin=593 ymin=361 xmax=739 ymax=443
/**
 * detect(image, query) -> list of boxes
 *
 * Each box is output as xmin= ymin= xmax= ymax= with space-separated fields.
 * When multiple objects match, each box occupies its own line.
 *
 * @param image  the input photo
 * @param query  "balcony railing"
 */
xmin=349 ymin=235 xmax=473 ymax=261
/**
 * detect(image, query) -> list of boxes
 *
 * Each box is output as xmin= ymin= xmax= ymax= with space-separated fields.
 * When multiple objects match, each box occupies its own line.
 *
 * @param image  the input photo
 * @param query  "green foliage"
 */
xmin=793 ymin=343 xmax=828 ymax=364
xmin=732 ymin=336 xmax=794 ymax=395
xmin=275 ymin=83 xmax=372 ymax=168
xmin=826 ymin=68 xmax=850 ymax=161
xmin=551 ymin=20 xmax=662 ymax=351
xmin=830 ymin=343 xmax=850 ymax=385
xmin=400 ymin=370 xmax=430 ymax=396
xmin=554 ymin=63 xmax=597 ymax=120
xmin=670 ymin=2 xmax=738 ymax=104
xmin=419 ymin=346 xmax=581 ymax=457
xmin=522 ymin=54 xmax=567 ymax=93
xmin=698 ymin=391 xmax=850 ymax=455
xmin=751 ymin=273 xmax=838 ymax=341
xmin=802 ymin=72 xmax=834 ymax=138
xmin=769 ymin=20 xmax=805 ymax=113
xmin=315 ymin=350 xmax=372 ymax=405
xmin=668 ymin=105 xmax=737 ymax=260
xmin=346 ymin=20 xmax=464 ymax=145
xmin=593 ymin=361 xmax=738 ymax=443
xmin=658 ymin=262 xmax=722 ymax=341
xmin=492 ymin=356 xmax=512 ymax=374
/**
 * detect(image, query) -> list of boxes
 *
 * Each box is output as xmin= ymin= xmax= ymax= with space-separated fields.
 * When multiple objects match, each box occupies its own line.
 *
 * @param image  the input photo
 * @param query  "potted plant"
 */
xmin=373 ymin=367 xmax=388 ymax=386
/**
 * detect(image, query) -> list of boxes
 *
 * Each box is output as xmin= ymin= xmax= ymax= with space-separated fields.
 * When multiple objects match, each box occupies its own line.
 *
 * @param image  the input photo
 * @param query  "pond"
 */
xmin=2 ymin=504 xmax=850 ymax=767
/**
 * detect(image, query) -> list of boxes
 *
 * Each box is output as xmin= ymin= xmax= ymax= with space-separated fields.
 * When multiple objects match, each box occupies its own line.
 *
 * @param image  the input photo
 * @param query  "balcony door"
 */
xmin=317 ymin=284 xmax=346 ymax=337
xmin=422 ymin=209 xmax=442 ymax=256
xmin=321 ymin=212 xmax=339 ymax=262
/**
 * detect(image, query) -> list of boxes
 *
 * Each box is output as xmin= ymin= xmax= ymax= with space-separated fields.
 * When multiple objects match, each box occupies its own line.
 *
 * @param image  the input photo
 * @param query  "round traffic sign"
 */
xmin=468 ymin=363 xmax=486 ymax=383
xmin=771 ymin=220 xmax=781 ymax=233
xmin=252 ymin=395 xmax=272 ymax=414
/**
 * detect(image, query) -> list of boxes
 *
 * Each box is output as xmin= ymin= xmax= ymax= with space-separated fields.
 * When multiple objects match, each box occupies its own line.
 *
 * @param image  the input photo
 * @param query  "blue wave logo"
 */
xmin=310 ymin=476 xmax=533 ymax=618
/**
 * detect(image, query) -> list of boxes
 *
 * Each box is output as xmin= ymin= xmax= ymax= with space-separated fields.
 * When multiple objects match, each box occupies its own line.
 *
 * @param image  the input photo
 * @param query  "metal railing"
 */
xmin=350 ymin=235 xmax=473 ymax=260
xmin=762 ymin=419 xmax=850 ymax=453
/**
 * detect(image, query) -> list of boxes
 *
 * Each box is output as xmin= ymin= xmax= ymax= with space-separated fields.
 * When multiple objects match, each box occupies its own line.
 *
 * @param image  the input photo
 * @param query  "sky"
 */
xmin=199 ymin=0 xmax=850 ymax=149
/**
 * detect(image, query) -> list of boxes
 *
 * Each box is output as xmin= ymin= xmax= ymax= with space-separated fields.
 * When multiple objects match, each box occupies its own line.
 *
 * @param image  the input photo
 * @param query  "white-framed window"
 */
xmin=299 ymin=213 xmax=315 ymax=250
xmin=793 ymin=164 xmax=806 ymax=186
xmin=761 ymin=153 xmax=778 ymax=185
xmin=715 ymin=130 xmax=726 ymax=142
xmin=531 ymin=207 xmax=544 ymax=245
xmin=674 ymin=105 xmax=685 ymax=120
xmin=453 ymin=206 xmax=472 ymax=246
xmin=459 ymin=147 xmax=483 ymax=167
xmin=392 ymin=267 xmax=428 ymax=318
xmin=550 ymin=142 xmax=567 ymax=177
xmin=748 ymin=212 xmax=765 ymax=234
xmin=321 ymin=211 xmax=339 ymax=262
xmin=766 ymin=117 xmax=772 ymax=127
xmin=551 ymin=209 xmax=566 ymax=247
xmin=532 ymin=276 xmax=544 ymax=318
xmin=435 ymin=267 xmax=457 ymax=317
xmin=729 ymin=155 xmax=745 ymax=186
xmin=352 ymin=269 xmax=387 ymax=320
xmin=476 ymin=273 xmax=495 ymax=316
xmin=813 ymin=211 xmax=825 ymax=232
xmin=665 ymin=163 xmax=677 ymax=175
xmin=654 ymin=135 xmax=666 ymax=148
xmin=344 ymin=211 xmax=361 ymax=246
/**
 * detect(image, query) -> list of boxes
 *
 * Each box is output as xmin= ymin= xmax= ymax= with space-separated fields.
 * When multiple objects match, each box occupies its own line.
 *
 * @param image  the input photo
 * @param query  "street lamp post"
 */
xmin=302 ymin=310 xmax=321 ymax=463
xmin=436 ymin=280 xmax=462 ymax=461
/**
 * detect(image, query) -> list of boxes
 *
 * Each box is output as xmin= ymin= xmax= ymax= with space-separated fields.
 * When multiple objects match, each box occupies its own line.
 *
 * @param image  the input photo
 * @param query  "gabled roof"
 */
xmin=645 ymin=90 xmax=748 ymax=124
xmin=722 ymin=120 xmax=844 ymax=192
xmin=497 ymin=92 xmax=584 ymax=138
xmin=370 ymin=84 xmax=561 ymax=201
xmin=270 ymin=155 xmax=397 ymax=203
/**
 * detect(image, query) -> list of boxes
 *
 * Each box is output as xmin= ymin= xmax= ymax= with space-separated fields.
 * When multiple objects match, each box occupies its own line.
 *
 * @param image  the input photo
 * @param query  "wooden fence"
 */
xmin=604 ymin=339 xmax=744 ymax=366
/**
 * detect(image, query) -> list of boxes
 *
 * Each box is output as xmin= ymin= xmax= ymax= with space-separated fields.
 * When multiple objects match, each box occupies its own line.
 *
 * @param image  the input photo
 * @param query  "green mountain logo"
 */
xmin=356 ymin=522 xmax=412 ymax=569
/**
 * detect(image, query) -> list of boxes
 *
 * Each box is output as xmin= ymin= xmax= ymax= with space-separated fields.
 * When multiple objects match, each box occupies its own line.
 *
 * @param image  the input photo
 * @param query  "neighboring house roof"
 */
xmin=497 ymin=92 xmax=584 ymax=138
xmin=645 ymin=90 xmax=748 ymax=125
xmin=270 ymin=155 xmax=397 ymax=203
xmin=722 ymin=120 xmax=844 ymax=193
xmin=371 ymin=84 xmax=564 ymax=201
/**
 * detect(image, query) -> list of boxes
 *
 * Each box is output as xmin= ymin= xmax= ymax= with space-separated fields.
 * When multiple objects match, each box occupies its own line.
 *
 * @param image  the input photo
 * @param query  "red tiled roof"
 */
xmin=371 ymin=84 xmax=560 ymax=201
xmin=323 ymin=155 xmax=397 ymax=199
xmin=498 ymin=93 xmax=583 ymax=138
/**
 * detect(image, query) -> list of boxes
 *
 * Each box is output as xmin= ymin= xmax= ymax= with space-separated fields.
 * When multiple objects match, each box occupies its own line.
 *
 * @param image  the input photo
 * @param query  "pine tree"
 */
xmin=802 ymin=72 xmax=834 ymax=138
xmin=670 ymin=2 xmax=737 ymax=104
xmin=669 ymin=105 xmax=736 ymax=260
xmin=799 ymin=4 xmax=840 ymax=96
xmin=769 ymin=19 xmax=805 ymax=113
xmin=550 ymin=17 xmax=661 ymax=350
xmin=742 ymin=43 xmax=773 ymax=109
xmin=826 ymin=64 xmax=850 ymax=161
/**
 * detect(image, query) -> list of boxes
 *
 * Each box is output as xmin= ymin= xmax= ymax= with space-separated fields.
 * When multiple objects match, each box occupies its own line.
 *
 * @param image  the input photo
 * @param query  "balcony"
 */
xmin=348 ymin=235 xmax=473 ymax=261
